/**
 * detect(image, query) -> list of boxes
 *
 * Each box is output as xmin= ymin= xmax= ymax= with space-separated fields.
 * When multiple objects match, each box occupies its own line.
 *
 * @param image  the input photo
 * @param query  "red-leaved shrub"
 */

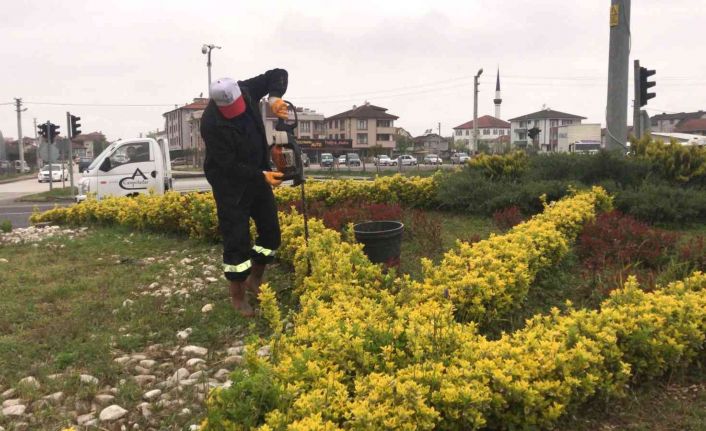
xmin=492 ymin=206 xmax=525 ymax=231
xmin=577 ymin=210 xmax=677 ymax=272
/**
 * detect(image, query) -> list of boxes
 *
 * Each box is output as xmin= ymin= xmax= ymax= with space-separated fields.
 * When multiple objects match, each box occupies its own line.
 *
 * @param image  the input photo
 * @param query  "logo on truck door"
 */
xmin=119 ymin=168 xmax=149 ymax=190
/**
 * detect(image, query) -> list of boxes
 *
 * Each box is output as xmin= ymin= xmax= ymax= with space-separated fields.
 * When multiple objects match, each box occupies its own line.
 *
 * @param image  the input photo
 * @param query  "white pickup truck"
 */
xmin=77 ymin=138 xmax=207 ymax=202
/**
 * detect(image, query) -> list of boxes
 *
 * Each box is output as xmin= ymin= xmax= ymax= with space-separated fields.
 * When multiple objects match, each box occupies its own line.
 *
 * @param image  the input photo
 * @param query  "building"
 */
xmin=71 ymin=132 xmax=107 ymax=159
xmin=263 ymin=102 xmax=326 ymax=146
xmin=509 ymin=108 xmax=586 ymax=152
xmin=556 ymin=123 xmax=602 ymax=153
xmin=412 ymin=133 xmax=450 ymax=157
xmin=324 ymin=102 xmax=399 ymax=155
xmin=651 ymin=111 xmax=706 ymax=133
xmin=163 ymin=98 xmax=209 ymax=152
xmin=675 ymin=118 xmax=706 ymax=136
xmin=453 ymin=115 xmax=511 ymax=152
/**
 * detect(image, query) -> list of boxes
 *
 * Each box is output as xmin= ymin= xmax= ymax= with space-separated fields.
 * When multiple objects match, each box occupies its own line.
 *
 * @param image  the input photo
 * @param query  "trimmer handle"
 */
xmin=275 ymin=100 xmax=298 ymax=133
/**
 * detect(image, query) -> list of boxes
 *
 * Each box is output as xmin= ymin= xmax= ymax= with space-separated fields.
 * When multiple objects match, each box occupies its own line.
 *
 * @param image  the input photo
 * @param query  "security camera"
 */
xmin=201 ymin=45 xmax=208 ymax=54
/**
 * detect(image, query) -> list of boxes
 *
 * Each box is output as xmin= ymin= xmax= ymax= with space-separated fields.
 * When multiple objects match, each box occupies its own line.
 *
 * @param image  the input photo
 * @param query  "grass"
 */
xmin=0 ymin=226 xmax=289 ymax=387
xmin=16 ymin=186 xmax=78 ymax=202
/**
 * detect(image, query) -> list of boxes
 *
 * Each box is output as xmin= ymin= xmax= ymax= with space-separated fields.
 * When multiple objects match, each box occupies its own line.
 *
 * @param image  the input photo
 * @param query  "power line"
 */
xmin=23 ymin=101 xmax=177 ymax=107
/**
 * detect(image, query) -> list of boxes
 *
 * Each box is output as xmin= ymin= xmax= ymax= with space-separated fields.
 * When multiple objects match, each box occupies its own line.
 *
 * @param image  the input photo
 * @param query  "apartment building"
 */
xmin=163 ymin=98 xmax=209 ymax=152
xmin=509 ymin=108 xmax=586 ymax=152
xmin=263 ymin=101 xmax=326 ymax=145
xmin=324 ymin=102 xmax=399 ymax=154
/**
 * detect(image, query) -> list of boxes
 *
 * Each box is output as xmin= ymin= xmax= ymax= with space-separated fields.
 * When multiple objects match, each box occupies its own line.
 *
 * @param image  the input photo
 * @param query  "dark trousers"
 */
xmin=212 ymin=179 xmax=281 ymax=281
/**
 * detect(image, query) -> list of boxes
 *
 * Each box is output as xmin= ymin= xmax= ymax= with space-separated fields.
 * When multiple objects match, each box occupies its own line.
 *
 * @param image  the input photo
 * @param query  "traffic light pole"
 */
xmin=633 ymin=60 xmax=642 ymax=139
xmin=605 ymin=0 xmax=630 ymax=153
xmin=47 ymin=121 xmax=53 ymax=192
xmin=66 ymin=112 xmax=75 ymax=194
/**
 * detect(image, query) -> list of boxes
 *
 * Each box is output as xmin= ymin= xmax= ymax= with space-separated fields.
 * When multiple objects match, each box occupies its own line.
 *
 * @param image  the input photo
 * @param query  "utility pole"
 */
xmin=473 ymin=68 xmax=483 ymax=154
xmin=66 ymin=112 xmax=74 ymax=192
xmin=605 ymin=0 xmax=631 ymax=153
xmin=34 ymin=118 xmax=39 ymax=169
xmin=15 ymin=98 xmax=26 ymax=168
xmin=633 ymin=59 xmax=641 ymax=139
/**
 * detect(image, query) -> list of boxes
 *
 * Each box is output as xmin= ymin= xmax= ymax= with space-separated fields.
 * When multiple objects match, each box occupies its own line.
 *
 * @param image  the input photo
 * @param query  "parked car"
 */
xmin=338 ymin=155 xmax=347 ymax=165
xmin=450 ymin=152 xmax=470 ymax=164
xmin=391 ymin=155 xmax=417 ymax=166
xmin=423 ymin=154 xmax=443 ymax=165
xmin=14 ymin=160 xmax=31 ymax=173
xmin=374 ymin=155 xmax=392 ymax=166
xmin=77 ymin=157 xmax=93 ymax=173
xmin=0 ymin=160 xmax=10 ymax=174
xmin=320 ymin=153 xmax=334 ymax=168
xmin=171 ymin=157 xmax=186 ymax=166
xmin=38 ymin=164 xmax=68 ymax=183
xmin=346 ymin=153 xmax=361 ymax=167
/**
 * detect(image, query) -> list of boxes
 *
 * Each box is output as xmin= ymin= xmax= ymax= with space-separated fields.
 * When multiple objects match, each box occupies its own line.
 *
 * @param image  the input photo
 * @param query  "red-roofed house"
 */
xmin=325 ymin=102 xmax=399 ymax=153
xmin=453 ymin=115 xmax=510 ymax=152
xmin=675 ymin=118 xmax=706 ymax=136
xmin=163 ymin=98 xmax=209 ymax=153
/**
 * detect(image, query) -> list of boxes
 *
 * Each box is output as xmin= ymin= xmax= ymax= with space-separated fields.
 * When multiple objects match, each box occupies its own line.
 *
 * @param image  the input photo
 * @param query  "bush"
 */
xmin=527 ymin=151 xmax=652 ymax=187
xmin=468 ymin=151 xmax=528 ymax=181
xmin=577 ymin=211 xmax=677 ymax=271
xmin=0 ymin=220 xmax=11 ymax=233
xmin=492 ymin=206 xmax=524 ymax=231
xmin=631 ymin=134 xmax=706 ymax=185
xmin=613 ymin=181 xmax=706 ymax=223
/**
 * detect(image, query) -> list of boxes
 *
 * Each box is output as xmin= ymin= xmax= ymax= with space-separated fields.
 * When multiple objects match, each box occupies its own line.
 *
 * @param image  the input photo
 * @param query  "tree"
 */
xmin=528 ymin=127 xmax=541 ymax=151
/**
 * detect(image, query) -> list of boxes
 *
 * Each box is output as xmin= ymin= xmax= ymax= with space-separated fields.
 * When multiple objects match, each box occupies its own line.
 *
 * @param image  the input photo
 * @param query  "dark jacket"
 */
xmin=201 ymin=68 xmax=288 ymax=189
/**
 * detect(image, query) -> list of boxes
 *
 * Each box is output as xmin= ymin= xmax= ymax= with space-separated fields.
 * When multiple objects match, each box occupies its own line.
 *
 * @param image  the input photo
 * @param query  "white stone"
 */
xmin=1 ymin=388 xmax=16 ymax=399
xmin=2 ymin=404 xmax=26 ymax=416
xmin=77 ymin=412 xmax=96 ymax=425
xmin=143 ymin=389 xmax=161 ymax=401
xmin=180 ymin=407 xmax=191 ymax=416
xmin=223 ymin=355 xmax=243 ymax=366
xmin=133 ymin=375 xmax=156 ymax=386
xmin=213 ymin=369 xmax=230 ymax=382
xmin=18 ymin=376 xmax=40 ymax=389
xmin=85 ymin=419 xmax=99 ymax=427
xmin=0 ymin=258 xmax=8 ymax=263
xmin=185 ymin=358 xmax=206 ymax=368
xmin=99 ymin=404 xmax=128 ymax=421
xmin=181 ymin=345 xmax=208 ymax=357
xmin=226 ymin=346 xmax=244 ymax=356
xmin=201 ymin=303 xmax=214 ymax=313
xmin=177 ymin=328 xmax=192 ymax=340
xmin=2 ymin=398 xmax=20 ymax=408
xmin=205 ymin=277 xmax=218 ymax=283
xmin=122 ymin=299 xmax=134 ymax=307
xmin=139 ymin=359 xmax=157 ymax=368
xmin=148 ymin=282 xmax=159 ymax=289
xmin=167 ymin=368 xmax=190 ymax=386
xmin=189 ymin=425 xmax=200 ymax=431
xmin=114 ymin=356 xmax=131 ymax=365
xmin=42 ymin=391 xmax=65 ymax=404
xmin=178 ymin=379 xmax=197 ymax=387
xmin=131 ymin=354 xmax=147 ymax=361
xmin=257 ymin=345 xmax=271 ymax=357
xmin=80 ymin=374 xmax=99 ymax=385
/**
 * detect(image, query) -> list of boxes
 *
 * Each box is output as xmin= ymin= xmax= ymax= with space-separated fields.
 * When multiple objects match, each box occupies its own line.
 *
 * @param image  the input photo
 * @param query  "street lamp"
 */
xmin=201 ymin=44 xmax=222 ymax=94
xmin=473 ymin=68 xmax=483 ymax=154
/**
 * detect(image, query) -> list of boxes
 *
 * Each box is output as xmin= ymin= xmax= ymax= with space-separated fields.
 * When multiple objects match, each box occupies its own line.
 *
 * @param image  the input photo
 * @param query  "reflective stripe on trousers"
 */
xmin=223 ymin=260 xmax=252 ymax=274
xmin=252 ymin=245 xmax=275 ymax=257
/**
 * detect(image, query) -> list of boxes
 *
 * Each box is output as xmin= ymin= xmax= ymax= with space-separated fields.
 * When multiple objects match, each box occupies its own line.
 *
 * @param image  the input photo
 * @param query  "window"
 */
xmin=300 ymin=121 xmax=311 ymax=133
xmin=550 ymin=120 xmax=559 ymax=127
xmin=499 ymin=129 xmax=505 ymax=136
xmin=465 ymin=130 xmax=470 ymax=136
xmin=534 ymin=120 xmax=540 ymax=127
xmin=519 ymin=121 xmax=526 ymax=128
xmin=340 ymin=133 xmax=345 ymax=139
xmin=340 ymin=120 xmax=345 ymax=131
xmin=376 ymin=134 xmax=391 ymax=142
xmin=482 ymin=129 xmax=490 ymax=135
xmin=377 ymin=120 xmax=391 ymax=128
xmin=561 ymin=120 xmax=572 ymax=125
xmin=456 ymin=129 xmax=462 ymax=136
xmin=493 ymin=129 xmax=498 ymax=135
xmin=357 ymin=119 xmax=368 ymax=130
xmin=108 ymin=142 xmax=151 ymax=170
xmin=357 ymin=133 xmax=368 ymax=145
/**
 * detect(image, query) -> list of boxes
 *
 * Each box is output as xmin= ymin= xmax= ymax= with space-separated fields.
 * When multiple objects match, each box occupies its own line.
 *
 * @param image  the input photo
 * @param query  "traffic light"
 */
xmin=70 ymin=115 xmax=81 ymax=137
xmin=639 ymin=67 xmax=656 ymax=107
xmin=49 ymin=123 xmax=60 ymax=142
xmin=38 ymin=123 xmax=48 ymax=139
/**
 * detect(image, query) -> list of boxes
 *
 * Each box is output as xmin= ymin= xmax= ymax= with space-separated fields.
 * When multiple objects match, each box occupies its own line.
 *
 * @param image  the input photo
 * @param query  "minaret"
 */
xmin=494 ymin=68 xmax=502 ymax=119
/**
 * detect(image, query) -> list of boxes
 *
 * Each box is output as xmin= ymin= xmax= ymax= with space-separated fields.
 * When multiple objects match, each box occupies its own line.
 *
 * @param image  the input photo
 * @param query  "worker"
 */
xmin=200 ymin=69 xmax=289 ymax=316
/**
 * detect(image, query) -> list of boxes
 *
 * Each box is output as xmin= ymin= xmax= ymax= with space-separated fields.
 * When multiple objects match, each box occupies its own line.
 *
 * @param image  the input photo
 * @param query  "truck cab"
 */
xmin=77 ymin=138 xmax=172 ymax=202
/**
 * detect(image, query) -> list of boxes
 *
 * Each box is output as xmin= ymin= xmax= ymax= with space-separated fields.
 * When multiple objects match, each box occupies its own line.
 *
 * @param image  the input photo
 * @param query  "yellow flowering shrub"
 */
xmin=29 ymin=179 xmax=706 ymax=430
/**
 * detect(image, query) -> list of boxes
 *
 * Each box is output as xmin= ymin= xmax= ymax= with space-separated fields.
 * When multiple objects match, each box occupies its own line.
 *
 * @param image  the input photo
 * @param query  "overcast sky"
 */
xmin=1 ymin=0 xmax=704 ymax=142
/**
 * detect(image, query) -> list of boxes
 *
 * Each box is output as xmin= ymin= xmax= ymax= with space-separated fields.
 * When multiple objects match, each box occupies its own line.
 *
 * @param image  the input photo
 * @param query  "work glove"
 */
xmin=263 ymin=171 xmax=284 ymax=187
xmin=270 ymin=98 xmax=289 ymax=120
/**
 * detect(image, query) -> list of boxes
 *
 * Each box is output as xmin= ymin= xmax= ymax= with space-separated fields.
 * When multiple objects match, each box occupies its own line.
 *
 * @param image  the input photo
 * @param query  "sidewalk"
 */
xmin=0 ymin=174 xmax=34 ymax=185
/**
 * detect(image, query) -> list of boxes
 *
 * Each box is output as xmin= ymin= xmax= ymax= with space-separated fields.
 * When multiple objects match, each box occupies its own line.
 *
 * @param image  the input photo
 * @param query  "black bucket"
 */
xmin=353 ymin=220 xmax=404 ymax=269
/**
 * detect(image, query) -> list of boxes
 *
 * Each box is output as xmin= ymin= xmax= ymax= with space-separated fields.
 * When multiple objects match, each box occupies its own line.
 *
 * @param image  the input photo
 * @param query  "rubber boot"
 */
xmin=246 ymin=263 xmax=267 ymax=298
xmin=229 ymin=280 xmax=255 ymax=317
